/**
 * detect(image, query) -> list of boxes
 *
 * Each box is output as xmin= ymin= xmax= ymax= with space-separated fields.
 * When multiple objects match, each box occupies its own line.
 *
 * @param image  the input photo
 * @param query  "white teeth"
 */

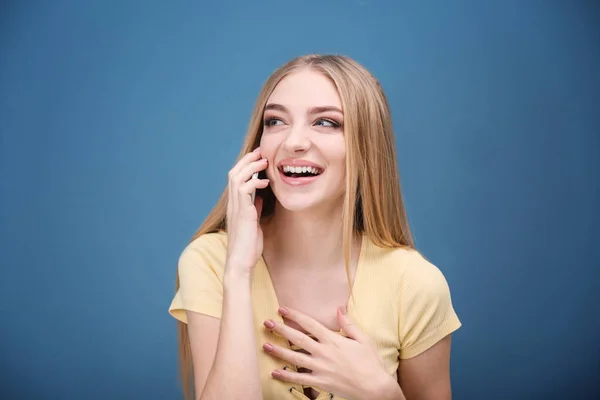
xmin=281 ymin=165 xmax=321 ymax=175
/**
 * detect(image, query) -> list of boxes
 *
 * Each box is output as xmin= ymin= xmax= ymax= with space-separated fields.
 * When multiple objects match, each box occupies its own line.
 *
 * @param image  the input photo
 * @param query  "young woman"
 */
xmin=169 ymin=54 xmax=462 ymax=400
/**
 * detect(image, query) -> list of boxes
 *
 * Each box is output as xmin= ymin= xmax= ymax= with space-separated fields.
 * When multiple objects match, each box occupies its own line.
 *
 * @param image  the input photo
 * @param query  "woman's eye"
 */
xmin=264 ymin=117 xmax=284 ymax=126
xmin=315 ymin=118 xmax=341 ymax=128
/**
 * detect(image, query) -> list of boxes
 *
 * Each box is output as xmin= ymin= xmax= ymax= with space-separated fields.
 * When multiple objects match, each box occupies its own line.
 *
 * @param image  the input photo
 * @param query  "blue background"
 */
xmin=1 ymin=1 xmax=598 ymax=399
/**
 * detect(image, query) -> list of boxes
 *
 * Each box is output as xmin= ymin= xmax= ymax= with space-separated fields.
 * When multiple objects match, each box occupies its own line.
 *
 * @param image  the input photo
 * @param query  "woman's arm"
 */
xmin=187 ymin=148 xmax=268 ymax=399
xmin=397 ymin=334 xmax=454 ymax=400
xmin=187 ymin=272 xmax=262 ymax=400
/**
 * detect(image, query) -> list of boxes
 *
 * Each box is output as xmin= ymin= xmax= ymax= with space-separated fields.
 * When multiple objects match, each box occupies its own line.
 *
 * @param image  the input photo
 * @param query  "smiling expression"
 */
xmin=259 ymin=69 xmax=346 ymax=212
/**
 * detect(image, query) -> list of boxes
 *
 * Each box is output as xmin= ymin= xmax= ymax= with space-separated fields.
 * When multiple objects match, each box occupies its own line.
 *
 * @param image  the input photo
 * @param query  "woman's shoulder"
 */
xmin=185 ymin=230 xmax=228 ymax=250
xmin=366 ymin=240 xmax=459 ymax=322
xmin=365 ymin=238 xmax=451 ymax=287
xmin=178 ymin=230 xmax=228 ymax=270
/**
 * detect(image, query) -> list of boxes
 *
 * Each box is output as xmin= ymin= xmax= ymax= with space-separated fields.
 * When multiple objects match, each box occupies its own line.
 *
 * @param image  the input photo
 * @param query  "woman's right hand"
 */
xmin=225 ymin=147 xmax=270 ymax=277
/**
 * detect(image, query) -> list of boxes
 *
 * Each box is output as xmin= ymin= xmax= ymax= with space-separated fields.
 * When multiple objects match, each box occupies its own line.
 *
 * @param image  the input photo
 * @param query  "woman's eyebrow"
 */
xmin=264 ymin=103 xmax=343 ymax=115
xmin=264 ymin=103 xmax=287 ymax=112
xmin=308 ymin=106 xmax=343 ymax=115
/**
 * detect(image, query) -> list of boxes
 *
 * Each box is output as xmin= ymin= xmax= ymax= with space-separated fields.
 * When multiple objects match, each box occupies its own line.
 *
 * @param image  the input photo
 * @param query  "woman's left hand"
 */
xmin=262 ymin=306 xmax=402 ymax=400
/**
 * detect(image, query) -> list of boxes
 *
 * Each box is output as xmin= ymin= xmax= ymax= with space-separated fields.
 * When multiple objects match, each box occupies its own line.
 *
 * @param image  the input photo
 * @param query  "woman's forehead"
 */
xmin=267 ymin=70 xmax=342 ymax=110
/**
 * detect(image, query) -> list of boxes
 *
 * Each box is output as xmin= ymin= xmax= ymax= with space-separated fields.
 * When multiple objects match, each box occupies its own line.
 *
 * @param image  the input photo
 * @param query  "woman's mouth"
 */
xmin=277 ymin=165 xmax=324 ymax=186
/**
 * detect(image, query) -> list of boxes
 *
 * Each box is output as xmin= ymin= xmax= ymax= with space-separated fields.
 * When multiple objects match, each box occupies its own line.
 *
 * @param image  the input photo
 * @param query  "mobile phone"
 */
xmin=250 ymin=172 xmax=259 ymax=203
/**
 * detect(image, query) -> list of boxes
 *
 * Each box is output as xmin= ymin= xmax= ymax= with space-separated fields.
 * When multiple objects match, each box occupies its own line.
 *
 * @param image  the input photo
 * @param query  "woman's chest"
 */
xmin=273 ymin=276 xmax=350 ymax=333
xmin=250 ymin=258 xmax=402 ymax=399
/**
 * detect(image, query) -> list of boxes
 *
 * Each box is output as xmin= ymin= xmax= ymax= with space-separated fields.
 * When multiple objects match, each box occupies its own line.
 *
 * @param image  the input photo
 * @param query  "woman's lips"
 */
xmin=278 ymin=168 xmax=323 ymax=186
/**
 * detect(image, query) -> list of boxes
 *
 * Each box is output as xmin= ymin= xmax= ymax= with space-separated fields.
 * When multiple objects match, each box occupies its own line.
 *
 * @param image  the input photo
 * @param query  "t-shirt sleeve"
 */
xmin=398 ymin=250 xmax=462 ymax=359
xmin=168 ymin=233 xmax=227 ymax=324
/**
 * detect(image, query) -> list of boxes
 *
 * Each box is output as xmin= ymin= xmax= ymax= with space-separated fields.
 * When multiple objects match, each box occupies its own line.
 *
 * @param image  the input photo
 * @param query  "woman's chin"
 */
xmin=274 ymin=193 xmax=343 ymax=214
xmin=274 ymin=194 xmax=324 ymax=213
xmin=276 ymin=199 xmax=317 ymax=212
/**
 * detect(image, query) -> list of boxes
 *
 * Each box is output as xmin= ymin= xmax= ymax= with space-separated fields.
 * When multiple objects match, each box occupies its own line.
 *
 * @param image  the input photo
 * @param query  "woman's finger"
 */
xmin=234 ymin=158 xmax=268 ymax=185
xmin=262 ymin=343 xmax=315 ymax=371
xmin=271 ymin=368 xmax=322 ymax=388
xmin=228 ymin=147 xmax=262 ymax=180
xmin=277 ymin=307 xmax=332 ymax=344
xmin=263 ymin=319 xmax=318 ymax=353
xmin=238 ymin=177 xmax=270 ymax=196
xmin=336 ymin=307 xmax=368 ymax=343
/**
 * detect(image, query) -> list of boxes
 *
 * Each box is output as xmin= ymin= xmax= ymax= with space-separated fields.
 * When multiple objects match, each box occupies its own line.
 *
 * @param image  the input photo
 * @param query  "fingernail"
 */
xmin=272 ymin=370 xmax=282 ymax=378
xmin=260 ymin=158 xmax=268 ymax=162
xmin=278 ymin=307 xmax=289 ymax=315
xmin=338 ymin=306 xmax=347 ymax=315
xmin=263 ymin=343 xmax=274 ymax=352
xmin=264 ymin=320 xmax=275 ymax=329
xmin=253 ymin=147 xmax=261 ymax=153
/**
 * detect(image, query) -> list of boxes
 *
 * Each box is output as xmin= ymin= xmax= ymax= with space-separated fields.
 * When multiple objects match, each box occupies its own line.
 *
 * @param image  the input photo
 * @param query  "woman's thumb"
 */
xmin=255 ymin=195 xmax=264 ymax=219
xmin=337 ymin=306 xmax=364 ymax=341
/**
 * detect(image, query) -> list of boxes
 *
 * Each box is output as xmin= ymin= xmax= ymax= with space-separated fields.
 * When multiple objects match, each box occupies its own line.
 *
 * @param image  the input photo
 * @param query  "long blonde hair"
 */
xmin=175 ymin=54 xmax=414 ymax=400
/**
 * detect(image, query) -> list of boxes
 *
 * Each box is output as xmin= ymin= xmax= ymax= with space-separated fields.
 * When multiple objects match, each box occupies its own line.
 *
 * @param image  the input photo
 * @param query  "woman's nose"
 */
xmin=282 ymin=126 xmax=311 ymax=153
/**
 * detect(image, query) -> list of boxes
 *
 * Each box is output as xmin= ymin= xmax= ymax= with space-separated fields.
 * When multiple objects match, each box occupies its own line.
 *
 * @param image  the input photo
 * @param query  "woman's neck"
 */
xmin=262 ymin=202 xmax=359 ymax=271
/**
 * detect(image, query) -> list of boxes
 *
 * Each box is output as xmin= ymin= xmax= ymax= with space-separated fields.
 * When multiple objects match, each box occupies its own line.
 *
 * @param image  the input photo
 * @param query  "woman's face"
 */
xmin=259 ymin=69 xmax=346 ymax=213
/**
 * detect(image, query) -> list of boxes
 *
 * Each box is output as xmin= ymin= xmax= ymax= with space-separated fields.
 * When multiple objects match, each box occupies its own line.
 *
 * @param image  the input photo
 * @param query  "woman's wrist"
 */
xmin=223 ymin=263 xmax=253 ymax=286
xmin=364 ymin=372 xmax=405 ymax=400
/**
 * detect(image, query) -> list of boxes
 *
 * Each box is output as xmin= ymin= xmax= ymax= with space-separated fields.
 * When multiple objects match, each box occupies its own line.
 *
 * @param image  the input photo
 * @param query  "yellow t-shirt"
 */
xmin=169 ymin=231 xmax=462 ymax=400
